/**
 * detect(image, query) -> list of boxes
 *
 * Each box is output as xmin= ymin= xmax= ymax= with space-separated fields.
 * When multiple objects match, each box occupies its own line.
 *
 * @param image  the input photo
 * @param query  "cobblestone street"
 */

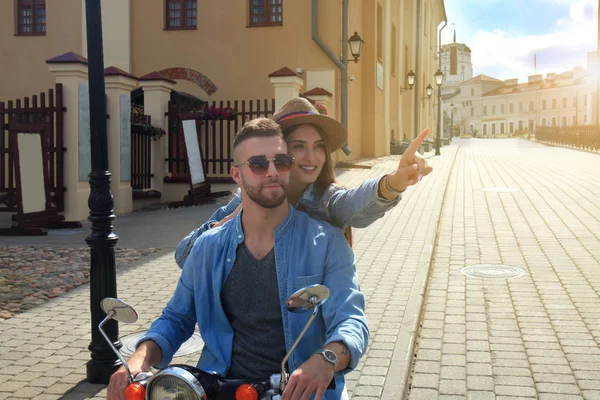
xmin=0 ymin=139 xmax=599 ymax=399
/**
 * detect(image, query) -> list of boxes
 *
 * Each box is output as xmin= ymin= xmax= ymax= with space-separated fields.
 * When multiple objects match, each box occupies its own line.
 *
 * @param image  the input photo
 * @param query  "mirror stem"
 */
xmin=99 ymin=311 xmax=134 ymax=383
xmin=280 ymin=307 xmax=319 ymax=391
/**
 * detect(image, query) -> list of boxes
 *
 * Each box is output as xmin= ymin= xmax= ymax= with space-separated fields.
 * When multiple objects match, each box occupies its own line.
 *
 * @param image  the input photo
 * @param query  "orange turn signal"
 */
xmin=125 ymin=382 xmax=146 ymax=400
xmin=235 ymin=383 xmax=259 ymax=400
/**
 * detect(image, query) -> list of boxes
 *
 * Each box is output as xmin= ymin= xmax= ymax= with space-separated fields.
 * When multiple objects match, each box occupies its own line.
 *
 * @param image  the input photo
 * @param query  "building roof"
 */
xmin=459 ymin=74 xmax=504 ymax=86
xmin=483 ymin=74 xmax=586 ymax=97
xmin=441 ymin=42 xmax=472 ymax=53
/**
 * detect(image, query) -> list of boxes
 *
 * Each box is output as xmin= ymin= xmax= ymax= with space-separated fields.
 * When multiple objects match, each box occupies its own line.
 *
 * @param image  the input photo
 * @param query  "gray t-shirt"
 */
xmin=220 ymin=243 xmax=287 ymax=379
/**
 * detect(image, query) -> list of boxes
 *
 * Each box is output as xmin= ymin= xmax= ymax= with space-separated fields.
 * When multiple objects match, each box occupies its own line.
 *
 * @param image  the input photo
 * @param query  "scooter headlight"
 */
xmin=146 ymin=366 xmax=207 ymax=400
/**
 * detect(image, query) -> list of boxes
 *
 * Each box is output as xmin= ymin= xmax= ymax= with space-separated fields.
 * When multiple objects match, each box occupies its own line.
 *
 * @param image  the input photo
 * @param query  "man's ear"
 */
xmin=231 ymin=166 xmax=242 ymax=186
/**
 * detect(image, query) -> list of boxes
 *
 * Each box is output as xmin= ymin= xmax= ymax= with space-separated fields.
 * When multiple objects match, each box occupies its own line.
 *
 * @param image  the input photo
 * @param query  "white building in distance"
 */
xmin=439 ymin=35 xmax=597 ymax=137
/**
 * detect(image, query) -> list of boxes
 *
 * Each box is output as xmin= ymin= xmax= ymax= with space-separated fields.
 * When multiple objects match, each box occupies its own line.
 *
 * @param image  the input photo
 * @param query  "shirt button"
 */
xmin=227 ymin=258 xmax=231 ymax=263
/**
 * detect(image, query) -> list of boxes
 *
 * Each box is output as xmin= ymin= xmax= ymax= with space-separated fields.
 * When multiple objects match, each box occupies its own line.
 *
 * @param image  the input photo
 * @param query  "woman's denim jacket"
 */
xmin=175 ymin=177 xmax=401 ymax=268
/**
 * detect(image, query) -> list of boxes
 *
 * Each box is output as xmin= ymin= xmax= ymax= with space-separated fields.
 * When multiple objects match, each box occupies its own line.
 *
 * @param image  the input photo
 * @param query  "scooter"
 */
xmin=99 ymin=284 xmax=335 ymax=400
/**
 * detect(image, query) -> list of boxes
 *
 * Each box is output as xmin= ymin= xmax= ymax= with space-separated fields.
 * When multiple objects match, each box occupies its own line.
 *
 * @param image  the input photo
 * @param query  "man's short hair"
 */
xmin=233 ymin=117 xmax=283 ymax=149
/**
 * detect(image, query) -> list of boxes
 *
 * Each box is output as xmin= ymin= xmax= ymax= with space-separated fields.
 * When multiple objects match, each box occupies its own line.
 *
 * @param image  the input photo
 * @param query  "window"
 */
xmin=377 ymin=3 xmax=383 ymax=60
xmin=471 ymin=88 xmax=474 ymax=96
xmin=552 ymin=99 xmax=557 ymax=109
xmin=501 ymin=104 xmax=505 ymax=114
xmin=562 ymin=116 xmax=567 ymax=126
xmin=573 ymin=96 xmax=578 ymax=108
xmin=519 ymin=102 xmax=523 ymax=113
xmin=562 ymin=98 xmax=567 ymax=108
xmin=470 ymin=107 xmax=474 ymax=117
xmin=17 ymin=0 xmax=46 ymax=35
xmin=391 ymin=25 xmax=396 ymax=76
xmin=492 ymin=124 xmax=496 ymax=135
xmin=483 ymin=106 xmax=487 ymax=116
xmin=510 ymin=103 xmax=514 ymax=113
xmin=500 ymin=123 xmax=505 ymax=134
xmin=552 ymin=117 xmax=556 ymax=126
xmin=249 ymin=0 xmax=282 ymax=27
xmin=509 ymin=122 xmax=514 ymax=133
xmin=542 ymin=118 xmax=546 ymax=126
xmin=572 ymin=116 xmax=577 ymax=125
xmin=542 ymin=100 xmax=546 ymax=110
xmin=492 ymin=105 xmax=496 ymax=115
xmin=166 ymin=0 xmax=197 ymax=29
xmin=529 ymin=101 xmax=534 ymax=111
xmin=483 ymin=124 xmax=487 ymax=135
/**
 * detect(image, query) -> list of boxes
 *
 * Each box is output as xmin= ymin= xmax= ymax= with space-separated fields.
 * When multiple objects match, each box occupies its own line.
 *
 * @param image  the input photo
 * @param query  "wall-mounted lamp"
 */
xmin=426 ymin=84 xmax=433 ymax=98
xmin=348 ymin=32 xmax=364 ymax=63
xmin=401 ymin=69 xmax=416 ymax=92
xmin=434 ymin=68 xmax=444 ymax=87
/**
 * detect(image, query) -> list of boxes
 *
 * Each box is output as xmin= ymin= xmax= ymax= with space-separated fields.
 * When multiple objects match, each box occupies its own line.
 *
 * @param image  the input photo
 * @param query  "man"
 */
xmin=107 ymin=118 xmax=368 ymax=400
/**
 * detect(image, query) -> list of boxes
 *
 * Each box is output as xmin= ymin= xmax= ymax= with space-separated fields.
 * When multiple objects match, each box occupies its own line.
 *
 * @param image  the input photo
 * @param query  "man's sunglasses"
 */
xmin=234 ymin=154 xmax=295 ymax=175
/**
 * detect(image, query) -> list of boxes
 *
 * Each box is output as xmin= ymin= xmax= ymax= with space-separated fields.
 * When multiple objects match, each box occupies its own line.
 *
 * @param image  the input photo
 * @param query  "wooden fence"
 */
xmin=0 ymin=84 xmax=65 ymax=212
xmin=130 ymin=113 xmax=153 ymax=191
xmin=166 ymin=99 xmax=276 ymax=183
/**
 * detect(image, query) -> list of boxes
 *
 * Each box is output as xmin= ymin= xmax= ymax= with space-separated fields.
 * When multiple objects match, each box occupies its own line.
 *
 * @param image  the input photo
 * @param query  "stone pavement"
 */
xmin=407 ymin=139 xmax=600 ymax=400
xmin=0 ymin=144 xmax=456 ymax=400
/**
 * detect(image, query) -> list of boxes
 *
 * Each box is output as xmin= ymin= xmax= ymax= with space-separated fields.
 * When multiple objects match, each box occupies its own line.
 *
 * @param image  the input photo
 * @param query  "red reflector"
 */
xmin=235 ymin=383 xmax=259 ymax=400
xmin=125 ymin=382 xmax=146 ymax=400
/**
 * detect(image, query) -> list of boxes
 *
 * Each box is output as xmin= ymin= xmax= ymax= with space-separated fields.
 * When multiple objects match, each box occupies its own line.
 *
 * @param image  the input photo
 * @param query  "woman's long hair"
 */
xmin=284 ymin=124 xmax=353 ymax=247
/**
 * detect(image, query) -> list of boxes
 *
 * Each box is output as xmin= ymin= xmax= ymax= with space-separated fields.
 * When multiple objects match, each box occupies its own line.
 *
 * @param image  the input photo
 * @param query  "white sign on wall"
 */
xmin=182 ymin=120 xmax=206 ymax=185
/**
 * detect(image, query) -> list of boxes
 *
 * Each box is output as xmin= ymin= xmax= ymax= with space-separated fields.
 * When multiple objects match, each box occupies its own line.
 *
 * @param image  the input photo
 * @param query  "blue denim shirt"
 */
xmin=175 ymin=177 xmax=400 ymax=268
xmin=140 ymin=206 xmax=369 ymax=400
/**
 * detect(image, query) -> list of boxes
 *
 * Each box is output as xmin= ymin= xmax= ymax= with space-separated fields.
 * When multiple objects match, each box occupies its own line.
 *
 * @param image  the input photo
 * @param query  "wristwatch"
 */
xmin=314 ymin=348 xmax=338 ymax=370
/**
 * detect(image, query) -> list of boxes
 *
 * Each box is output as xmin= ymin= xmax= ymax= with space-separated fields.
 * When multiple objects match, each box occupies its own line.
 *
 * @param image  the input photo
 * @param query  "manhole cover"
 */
xmin=480 ymin=187 xmax=520 ymax=193
xmin=460 ymin=264 xmax=526 ymax=279
xmin=119 ymin=331 xmax=204 ymax=357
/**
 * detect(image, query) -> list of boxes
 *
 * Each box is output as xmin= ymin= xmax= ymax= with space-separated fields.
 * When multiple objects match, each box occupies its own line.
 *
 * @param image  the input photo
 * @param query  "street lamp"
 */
xmin=84 ymin=0 xmax=121 ymax=383
xmin=426 ymin=84 xmax=433 ymax=98
xmin=348 ymin=32 xmax=364 ymax=63
xmin=401 ymin=70 xmax=416 ymax=92
xmin=434 ymin=68 xmax=444 ymax=155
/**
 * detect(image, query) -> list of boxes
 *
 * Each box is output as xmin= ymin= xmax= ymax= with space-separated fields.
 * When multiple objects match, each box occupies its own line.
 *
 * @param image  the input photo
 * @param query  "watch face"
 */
xmin=324 ymin=350 xmax=337 ymax=363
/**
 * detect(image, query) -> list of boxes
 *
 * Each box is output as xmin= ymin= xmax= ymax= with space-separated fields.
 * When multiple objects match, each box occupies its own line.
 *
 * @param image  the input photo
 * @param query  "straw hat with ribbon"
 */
xmin=271 ymin=97 xmax=348 ymax=152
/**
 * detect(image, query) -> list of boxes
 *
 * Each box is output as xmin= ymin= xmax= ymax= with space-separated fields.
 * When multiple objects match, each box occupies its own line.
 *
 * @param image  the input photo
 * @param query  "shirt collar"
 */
xmin=233 ymin=205 xmax=296 ymax=240
xmin=297 ymin=183 xmax=320 ymax=209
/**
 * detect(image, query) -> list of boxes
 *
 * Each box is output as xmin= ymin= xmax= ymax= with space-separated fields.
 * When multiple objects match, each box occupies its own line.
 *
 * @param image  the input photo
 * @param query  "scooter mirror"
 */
xmin=287 ymin=284 xmax=330 ymax=313
xmin=100 ymin=298 xmax=138 ymax=324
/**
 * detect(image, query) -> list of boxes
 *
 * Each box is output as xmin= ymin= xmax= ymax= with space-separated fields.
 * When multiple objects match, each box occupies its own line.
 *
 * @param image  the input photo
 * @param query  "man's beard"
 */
xmin=241 ymin=177 xmax=287 ymax=209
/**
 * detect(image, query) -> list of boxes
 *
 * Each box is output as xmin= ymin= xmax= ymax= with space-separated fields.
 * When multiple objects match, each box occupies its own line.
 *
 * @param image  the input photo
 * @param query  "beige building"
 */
xmin=1 ymin=0 xmax=446 ymax=219
xmin=440 ymin=43 xmax=598 ymax=137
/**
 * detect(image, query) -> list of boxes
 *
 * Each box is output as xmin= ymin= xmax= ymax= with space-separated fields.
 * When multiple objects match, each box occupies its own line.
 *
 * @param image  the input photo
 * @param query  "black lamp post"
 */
xmin=84 ymin=0 xmax=121 ymax=384
xmin=434 ymin=68 xmax=444 ymax=155
xmin=348 ymin=32 xmax=364 ymax=63
xmin=450 ymin=102 xmax=455 ymax=139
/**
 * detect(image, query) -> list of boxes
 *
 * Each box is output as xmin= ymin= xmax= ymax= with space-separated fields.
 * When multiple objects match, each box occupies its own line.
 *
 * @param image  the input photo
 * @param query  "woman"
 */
xmin=175 ymin=97 xmax=432 ymax=268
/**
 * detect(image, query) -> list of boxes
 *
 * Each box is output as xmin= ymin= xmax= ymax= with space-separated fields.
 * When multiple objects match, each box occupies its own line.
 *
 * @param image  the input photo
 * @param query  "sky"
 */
xmin=440 ymin=0 xmax=598 ymax=83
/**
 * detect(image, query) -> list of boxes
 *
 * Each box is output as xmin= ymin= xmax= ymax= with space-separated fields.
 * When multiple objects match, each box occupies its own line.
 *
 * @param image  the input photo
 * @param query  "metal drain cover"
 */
xmin=480 ymin=187 xmax=520 ymax=193
xmin=460 ymin=264 xmax=526 ymax=279
xmin=120 ymin=331 xmax=204 ymax=357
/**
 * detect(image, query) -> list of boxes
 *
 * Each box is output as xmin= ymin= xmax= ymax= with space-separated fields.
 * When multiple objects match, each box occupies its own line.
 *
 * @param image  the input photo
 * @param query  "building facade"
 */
xmin=438 ymin=38 xmax=597 ymax=137
xmin=1 ymin=0 xmax=446 ymax=159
